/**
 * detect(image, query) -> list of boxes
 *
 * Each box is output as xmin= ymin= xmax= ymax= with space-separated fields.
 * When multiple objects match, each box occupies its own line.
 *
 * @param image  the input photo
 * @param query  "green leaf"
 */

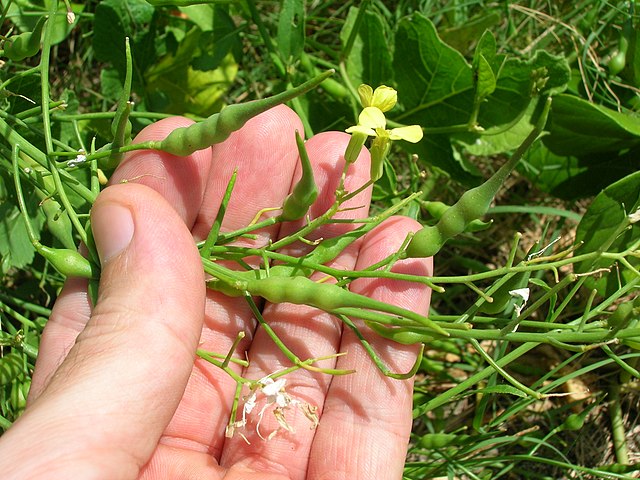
xmin=93 ymin=0 xmax=156 ymax=83
xmin=145 ymin=28 xmax=237 ymax=116
xmin=458 ymin=98 xmax=540 ymax=157
xmin=544 ymin=94 xmax=640 ymax=156
xmin=179 ymin=4 xmax=214 ymax=31
xmin=394 ymin=13 xmax=474 ymax=129
xmin=522 ymin=141 xmax=640 ymax=200
xmin=191 ymin=6 xmax=242 ymax=71
xmin=392 ymin=14 xmax=569 ymax=185
xmin=340 ymin=6 xmax=392 ymax=87
xmin=0 ymin=185 xmax=44 ymax=273
xmin=277 ymin=0 xmax=305 ymax=65
xmin=573 ymin=171 xmax=640 ymax=294
xmin=474 ymin=54 xmax=496 ymax=102
xmin=439 ymin=11 xmax=501 ymax=55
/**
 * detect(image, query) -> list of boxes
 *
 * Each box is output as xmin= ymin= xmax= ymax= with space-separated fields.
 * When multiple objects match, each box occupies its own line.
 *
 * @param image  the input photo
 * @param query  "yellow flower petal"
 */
xmin=371 ymin=85 xmax=397 ymax=112
xmin=358 ymin=106 xmax=386 ymax=130
xmin=388 ymin=125 xmax=423 ymax=143
xmin=346 ymin=124 xmax=376 ymax=136
xmin=357 ymin=84 xmax=374 ymax=108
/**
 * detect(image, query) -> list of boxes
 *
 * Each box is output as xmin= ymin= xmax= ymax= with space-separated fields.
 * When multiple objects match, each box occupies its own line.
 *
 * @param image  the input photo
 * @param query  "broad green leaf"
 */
xmin=340 ymin=7 xmax=392 ymax=88
xmin=573 ymin=171 xmax=640 ymax=294
xmin=522 ymin=141 xmax=640 ymax=200
xmin=440 ymin=11 xmax=501 ymax=54
xmin=458 ymin=98 xmax=540 ymax=157
xmin=277 ymin=0 xmax=305 ymax=65
xmin=393 ymin=14 xmax=569 ymax=184
xmin=191 ymin=6 xmax=242 ymax=71
xmin=478 ymin=50 xmax=570 ymax=127
xmin=0 ymin=187 xmax=44 ymax=273
xmin=145 ymin=28 xmax=237 ymax=116
xmin=179 ymin=4 xmax=214 ymax=31
xmin=544 ymin=94 xmax=640 ymax=156
xmin=393 ymin=13 xmax=474 ymax=129
xmin=93 ymin=0 xmax=156 ymax=82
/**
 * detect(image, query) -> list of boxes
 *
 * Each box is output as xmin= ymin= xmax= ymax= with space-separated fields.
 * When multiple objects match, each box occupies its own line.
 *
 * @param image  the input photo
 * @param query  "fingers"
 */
xmin=150 ymin=105 xmax=306 ymax=458
xmin=308 ymin=216 xmax=432 ymax=480
xmin=219 ymin=132 xmax=373 ymax=476
xmin=0 ymin=183 xmax=205 ymax=478
xmin=29 ymin=116 xmax=215 ymax=401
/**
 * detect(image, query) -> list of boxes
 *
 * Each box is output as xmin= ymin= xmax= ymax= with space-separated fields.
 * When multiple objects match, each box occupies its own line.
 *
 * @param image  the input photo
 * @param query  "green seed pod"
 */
xmin=38 ymin=244 xmax=95 ymax=279
xmin=479 ymin=271 xmax=530 ymax=315
xmin=9 ymin=378 xmax=30 ymax=414
xmin=417 ymin=432 xmax=461 ymax=449
xmin=561 ymin=413 xmax=585 ymax=431
xmin=281 ymin=131 xmax=318 ymax=221
xmin=154 ymin=70 xmax=334 ymax=156
xmin=608 ymin=296 xmax=640 ymax=330
xmin=3 ymin=16 xmax=47 ymax=62
xmin=609 ymin=20 xmax=631 ymax=76
xmin=40 ymin=195 xmax=76 ymax=250
xmin=406 ymin=97 xmax=552 ymax=258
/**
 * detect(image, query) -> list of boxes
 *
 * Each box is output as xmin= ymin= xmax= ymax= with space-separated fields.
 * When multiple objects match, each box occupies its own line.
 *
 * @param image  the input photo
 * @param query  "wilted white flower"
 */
xmin=231 ymin=375 xmax=318 ymax=443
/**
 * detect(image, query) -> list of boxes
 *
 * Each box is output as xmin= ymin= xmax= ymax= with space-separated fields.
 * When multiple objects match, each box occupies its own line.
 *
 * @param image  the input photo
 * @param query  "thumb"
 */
xmin=0 ymin=183 xmax=205 ymax=479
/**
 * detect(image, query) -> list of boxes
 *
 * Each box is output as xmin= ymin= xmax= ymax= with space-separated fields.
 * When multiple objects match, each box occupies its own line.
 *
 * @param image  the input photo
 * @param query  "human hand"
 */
xmin=0 ymin=105 xmax=432 ymax=479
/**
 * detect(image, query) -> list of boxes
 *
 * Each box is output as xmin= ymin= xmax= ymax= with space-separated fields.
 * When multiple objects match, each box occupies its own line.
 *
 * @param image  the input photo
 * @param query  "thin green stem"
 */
xmin=469 ymin=338 xmax=543 ymax=399
xmin=608 ymin=381 xmax=630 ymax=465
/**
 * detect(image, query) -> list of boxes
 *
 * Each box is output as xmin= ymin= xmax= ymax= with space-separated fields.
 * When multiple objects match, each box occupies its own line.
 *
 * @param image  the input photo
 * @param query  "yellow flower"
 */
xmin=345 ymin=106 xmax=423 ymax=180
xmin=357 ymin=84 xmax=397 ymax=112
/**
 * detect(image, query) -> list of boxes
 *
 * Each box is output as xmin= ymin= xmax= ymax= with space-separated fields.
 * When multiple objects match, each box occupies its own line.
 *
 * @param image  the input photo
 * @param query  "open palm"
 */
xmin=0 ymin=106 xmax=431 ymax=479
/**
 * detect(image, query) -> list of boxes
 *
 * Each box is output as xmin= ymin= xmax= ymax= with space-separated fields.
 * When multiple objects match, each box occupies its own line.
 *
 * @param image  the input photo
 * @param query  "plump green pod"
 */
xmin=609 ymin=21 xmax=631 ymax=76
xmin=9 ymin=378 xmax=30 ymax=414
xmin=155 ymin=70 xmax=334 ymax=156
xmin=40 ymin=196 xmax=76 ymax=250
xmin=479 ymin=271 xmax=530 ymax=315
xmin=417 ymin=433 xmax=462 ymax=449
xmin=424 ymin=201 xmax=491 ymax=232
xmin=561 ymin=413 xmax=585 ymax=431
xmin=39 ymin=245 xmax=95 ymax=279
xmin=608 ymin=296 xmax=640 ymax=330
xmin=404 ymin=225 xmax=445 ymax=258
xmin=248 ymin=276 xmax=352 ymax=310
xmin=281 ymin=132 xmax=318 ymax=221
xmin=407 ymin=98 xmax=551 ymax=259
xmin=3 ymin=16 xmax=47 ymax=61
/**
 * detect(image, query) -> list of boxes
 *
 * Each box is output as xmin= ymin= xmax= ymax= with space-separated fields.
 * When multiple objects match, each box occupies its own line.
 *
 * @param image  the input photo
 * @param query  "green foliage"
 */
xmin=1 ymin=1 xmax=640 ymax=477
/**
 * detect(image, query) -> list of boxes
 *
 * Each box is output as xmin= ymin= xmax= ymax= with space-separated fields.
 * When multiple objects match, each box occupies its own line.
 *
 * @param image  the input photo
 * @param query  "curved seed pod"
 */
xmin=38 ymin=245 xmax=95 ymax=279
xmin=3 ymin=16 xmax=47 ymax=62
xmin=39 ymin=194 xmax=76 ymax=250
xmin=406 ymin=97 xmax=552 ymax=258
xmin=153 ymin=70 xmax=334 ymax=156
xmin=280 ymin=131 xmax=318 ymax=221
xmin=479 ymin=271 xmax=530 ymax=315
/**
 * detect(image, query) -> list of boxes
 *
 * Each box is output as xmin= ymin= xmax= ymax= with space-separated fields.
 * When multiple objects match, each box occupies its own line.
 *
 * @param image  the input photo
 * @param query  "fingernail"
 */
xmin=92 ymin=203 xmax=134 ymax=264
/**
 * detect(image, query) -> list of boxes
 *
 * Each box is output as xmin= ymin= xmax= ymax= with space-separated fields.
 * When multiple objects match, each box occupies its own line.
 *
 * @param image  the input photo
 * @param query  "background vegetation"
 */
xmin=1 ymin=0 xmax=640 ymax=478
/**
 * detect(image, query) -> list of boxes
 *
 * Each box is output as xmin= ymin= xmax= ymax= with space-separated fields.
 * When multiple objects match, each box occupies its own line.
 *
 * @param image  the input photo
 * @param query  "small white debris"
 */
xmin=67 ymin=150 xmax=86 ymax=168
xmin=508 ymin=288 xmax=530 ymax=316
